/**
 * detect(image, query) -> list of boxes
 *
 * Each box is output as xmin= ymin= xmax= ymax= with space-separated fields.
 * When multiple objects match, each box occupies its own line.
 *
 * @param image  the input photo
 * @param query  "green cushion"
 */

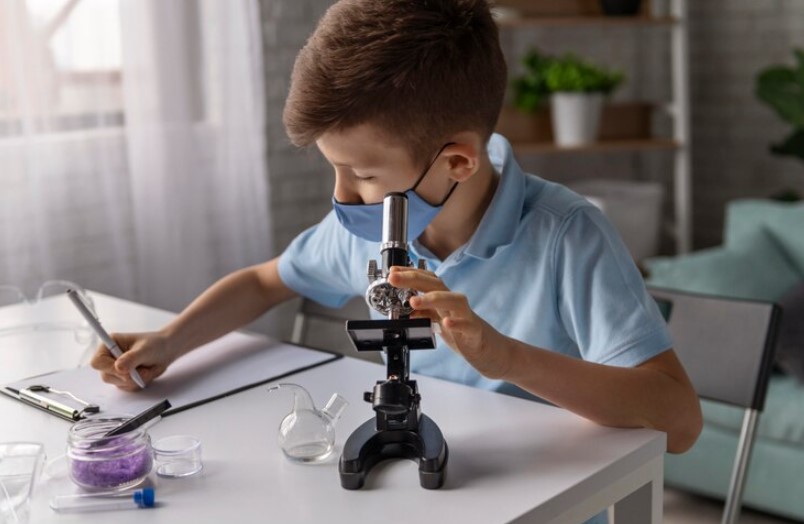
xmin=645 ymin=228 xmax=802 ymax=302
xmin=725 ymin=199 xmax=804 ymax=277
xmin=665 ymin=406 xmax=804 ymax=521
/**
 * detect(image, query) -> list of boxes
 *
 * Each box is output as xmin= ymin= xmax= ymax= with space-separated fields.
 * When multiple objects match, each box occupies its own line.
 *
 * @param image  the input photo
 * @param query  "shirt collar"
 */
xmin=463 ymin=133 xmax=527 ymax=260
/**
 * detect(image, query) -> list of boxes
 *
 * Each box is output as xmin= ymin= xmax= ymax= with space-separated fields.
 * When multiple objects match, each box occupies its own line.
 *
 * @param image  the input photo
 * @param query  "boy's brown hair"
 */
xmin=283 ymin=0 xmax=507 ymax=167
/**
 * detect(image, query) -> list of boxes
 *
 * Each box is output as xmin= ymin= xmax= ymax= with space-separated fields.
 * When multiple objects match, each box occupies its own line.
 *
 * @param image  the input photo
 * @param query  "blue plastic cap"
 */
xmin=133 ymin=488 xmax=156 ymax=508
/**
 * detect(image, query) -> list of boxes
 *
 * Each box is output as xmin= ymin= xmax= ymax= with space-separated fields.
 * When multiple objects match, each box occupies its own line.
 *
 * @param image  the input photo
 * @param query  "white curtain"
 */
xmin=0 ymin=0 xmax=272 ymax=313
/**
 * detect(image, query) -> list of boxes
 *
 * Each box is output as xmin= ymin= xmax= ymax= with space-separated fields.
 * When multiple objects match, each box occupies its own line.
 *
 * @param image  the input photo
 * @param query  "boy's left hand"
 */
xmin=387 ymin=266 xmax=510 ymax=379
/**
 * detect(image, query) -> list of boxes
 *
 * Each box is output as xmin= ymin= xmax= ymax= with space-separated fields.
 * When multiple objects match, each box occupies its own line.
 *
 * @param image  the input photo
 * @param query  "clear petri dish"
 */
xmin=152 ymin=435 xmax=203 ymax=478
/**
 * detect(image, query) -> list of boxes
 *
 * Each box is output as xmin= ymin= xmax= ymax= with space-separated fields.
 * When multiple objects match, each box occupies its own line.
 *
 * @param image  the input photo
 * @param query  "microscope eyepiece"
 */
xmin=366 ymin=192 xmax=417 ymax=318
xmin=381 ymin=193 xmax=409 ymax=263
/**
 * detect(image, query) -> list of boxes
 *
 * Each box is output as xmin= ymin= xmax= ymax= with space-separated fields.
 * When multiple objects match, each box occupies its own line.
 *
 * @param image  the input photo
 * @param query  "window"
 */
xmin=0 ymin=0 xmax=123 ymax=136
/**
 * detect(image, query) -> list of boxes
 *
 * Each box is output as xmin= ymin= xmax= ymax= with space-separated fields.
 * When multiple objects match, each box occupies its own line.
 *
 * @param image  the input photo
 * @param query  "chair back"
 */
xmin=648 ymin=285 xmax=782 ymax=524
xmin=649 ymin=286 xmax=780 ymax=410
xmin=290 ymin=297 xmax=379 ymax=362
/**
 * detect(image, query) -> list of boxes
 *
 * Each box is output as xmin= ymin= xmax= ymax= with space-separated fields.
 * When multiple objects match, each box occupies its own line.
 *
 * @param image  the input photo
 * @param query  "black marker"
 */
xmin=104 ymin=399 xmax=172 ymax=437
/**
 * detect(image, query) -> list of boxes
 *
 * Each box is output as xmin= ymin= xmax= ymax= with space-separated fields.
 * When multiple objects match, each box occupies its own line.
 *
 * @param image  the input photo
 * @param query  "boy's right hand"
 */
xmin=90 ymin=332 xmax=176 ymax=391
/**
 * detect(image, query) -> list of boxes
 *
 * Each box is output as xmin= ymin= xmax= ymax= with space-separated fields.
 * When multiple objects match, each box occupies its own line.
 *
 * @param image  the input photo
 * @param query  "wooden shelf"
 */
xmin=494 ymin=0 xmax=691 ymax=252
xmin=495 ymin=15 xmax=678 ymax=28
xmin=511 ymin=138 xmax=680 ymax=155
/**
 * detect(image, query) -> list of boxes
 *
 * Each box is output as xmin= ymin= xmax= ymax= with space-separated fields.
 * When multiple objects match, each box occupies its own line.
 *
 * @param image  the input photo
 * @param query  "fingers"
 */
xmin=90 ymin=332 xmax=135 ymax=371
xmin=106 ymin=333 xmax=140 ymax=372
xmin=442 ymin=316 xmax=478 ymax=335
xmin=100 ymin=371 xmax=139 ymax=392
xmin=91 ymin=332 xmax=161 ymax=390
xmin=410 ymin=292 xmax=470 ymax=316
xmin=409 ymin=308 xmax=442 ymax=324
xmin=136 ymin=366 xmax=162 ymax=384
xmin=388 ymin=267 xmax=474 ymax=321
xmin=90 ymin=345 xmax=116 ymax=371
xmin=115 ymin=349 xmax=139 ymax=374
xmin=387 ymin=266 xmax=445 ymax=293
xmin=388 ymin=267 xmax=502 ymax=378
xmin=101 ymin=363 xmax=163 ymax=391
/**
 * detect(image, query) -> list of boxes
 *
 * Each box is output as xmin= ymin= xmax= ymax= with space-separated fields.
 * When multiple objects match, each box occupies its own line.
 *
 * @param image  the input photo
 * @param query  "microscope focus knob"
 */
xmin=367 ymin=260 xmax=379 ymax=282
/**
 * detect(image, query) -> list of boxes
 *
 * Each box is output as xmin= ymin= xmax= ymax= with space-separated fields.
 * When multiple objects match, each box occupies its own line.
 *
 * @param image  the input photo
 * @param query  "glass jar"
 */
xmin=66 ymin=416 xmax=153 ymax=491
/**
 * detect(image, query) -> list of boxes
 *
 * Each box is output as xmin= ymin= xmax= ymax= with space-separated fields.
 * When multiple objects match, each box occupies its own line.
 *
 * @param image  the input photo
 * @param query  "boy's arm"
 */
xmin=162 ymin=257 xmax=298 ymax=358
xmin=94 ymin=257 xmax=298 ymax=390
xmin=499 ymin=340 xmax=702 ymax=454
xmin=389 ymin=266 xmax=703 ymax=454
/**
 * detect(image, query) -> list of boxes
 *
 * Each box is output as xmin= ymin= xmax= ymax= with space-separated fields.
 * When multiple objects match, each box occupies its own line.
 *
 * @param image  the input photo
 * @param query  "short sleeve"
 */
xmin=278 ymin=211 xmax=364 ymax=308
xmin=553 ymin=205 xmax=672 ymax=367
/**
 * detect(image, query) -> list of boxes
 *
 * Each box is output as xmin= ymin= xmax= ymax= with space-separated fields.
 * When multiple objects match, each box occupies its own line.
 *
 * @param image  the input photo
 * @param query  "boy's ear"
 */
xmin=442 ymin=133 xmax=483 ymax=182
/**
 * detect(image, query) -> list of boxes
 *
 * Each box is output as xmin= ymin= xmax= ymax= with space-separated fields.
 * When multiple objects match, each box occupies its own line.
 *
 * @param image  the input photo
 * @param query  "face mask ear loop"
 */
xmin=436 ymin=180 xmax=460 ymax=206
xmin=410 ymin=142 xmax=456 ymax=192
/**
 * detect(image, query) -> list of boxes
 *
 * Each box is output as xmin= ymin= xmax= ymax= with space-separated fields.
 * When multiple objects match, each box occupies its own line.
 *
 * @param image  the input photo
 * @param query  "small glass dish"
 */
xmin=0 ymin=442 xmax=45 ymax=524
xmin=66 ymin=416 xmax=153 ymax=491
xmin=152 ymin=435 xmax=203 ymax=478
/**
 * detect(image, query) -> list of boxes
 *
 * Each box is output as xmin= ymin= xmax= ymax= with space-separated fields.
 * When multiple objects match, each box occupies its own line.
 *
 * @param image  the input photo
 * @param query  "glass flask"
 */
xmin=268 ymin=383 xmax=348 ymax=463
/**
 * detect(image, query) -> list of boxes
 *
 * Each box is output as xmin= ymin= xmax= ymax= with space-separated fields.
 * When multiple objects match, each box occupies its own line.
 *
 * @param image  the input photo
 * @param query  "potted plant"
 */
xmin=543 ymin=53 xmax=624 ymax=146
xmin=512 ymin=50 xmax=624 ymax=146
xmin=756 ymin=49 xmax=804 ymax=164
xmin=497 ymin=50 xmax=554 ymax=143
xmin=755 ymin=48 xmax=804 ymax=200
xmin=512 ymin=50 xmax=552 ymax=114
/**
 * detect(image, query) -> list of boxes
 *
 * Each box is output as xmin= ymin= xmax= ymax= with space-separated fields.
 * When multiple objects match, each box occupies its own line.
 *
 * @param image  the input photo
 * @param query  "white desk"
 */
xmin=0 ymin=293 xmax=665 ymax=523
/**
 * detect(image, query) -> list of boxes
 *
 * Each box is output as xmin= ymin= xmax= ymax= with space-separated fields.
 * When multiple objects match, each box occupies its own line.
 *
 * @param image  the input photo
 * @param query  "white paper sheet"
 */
xmin=2 ymin=331 xmax=338 ymax=419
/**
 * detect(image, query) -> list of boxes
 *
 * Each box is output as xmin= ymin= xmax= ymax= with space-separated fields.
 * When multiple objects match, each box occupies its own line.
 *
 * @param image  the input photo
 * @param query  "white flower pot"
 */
xmin=550 ymin=92 xmax=604 ymax=146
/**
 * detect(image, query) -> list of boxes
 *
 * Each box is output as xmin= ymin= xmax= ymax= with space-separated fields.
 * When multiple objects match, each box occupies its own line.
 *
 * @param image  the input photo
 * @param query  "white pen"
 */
xmin=66 ymin=289 xmax=147 ymax=389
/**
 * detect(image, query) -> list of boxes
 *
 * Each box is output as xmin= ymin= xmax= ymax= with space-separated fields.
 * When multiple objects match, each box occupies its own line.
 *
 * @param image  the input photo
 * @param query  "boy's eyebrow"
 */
xmin=332 ymin=159 xmax=379 ymax=170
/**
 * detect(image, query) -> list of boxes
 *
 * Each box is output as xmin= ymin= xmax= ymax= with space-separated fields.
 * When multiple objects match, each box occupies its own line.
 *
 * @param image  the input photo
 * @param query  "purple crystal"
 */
xmin=69 ymin=435 xmax=153 ymax=489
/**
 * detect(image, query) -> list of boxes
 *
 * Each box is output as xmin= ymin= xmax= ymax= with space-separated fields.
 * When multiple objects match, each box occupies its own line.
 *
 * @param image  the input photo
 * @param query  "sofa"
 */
xmin=645 ymin=198 xmax=804 ymax=522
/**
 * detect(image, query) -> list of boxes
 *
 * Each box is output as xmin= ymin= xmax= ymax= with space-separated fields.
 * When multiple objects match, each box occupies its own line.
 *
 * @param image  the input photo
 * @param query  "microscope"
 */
xmin=338 ymin=192 xmax=448 ymax=490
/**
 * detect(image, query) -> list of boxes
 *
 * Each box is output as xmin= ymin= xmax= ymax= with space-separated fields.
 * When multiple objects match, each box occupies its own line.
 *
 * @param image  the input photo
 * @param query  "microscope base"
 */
xmin=339 ymin=414 xmax=448 ymax=490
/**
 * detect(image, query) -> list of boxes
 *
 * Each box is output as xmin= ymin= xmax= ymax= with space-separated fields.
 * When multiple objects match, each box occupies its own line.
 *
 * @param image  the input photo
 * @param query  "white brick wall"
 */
xmin=688 ymin=0 xmax=804 ymax=246
xmin=260 ymin=0 xmax=333 ymax=338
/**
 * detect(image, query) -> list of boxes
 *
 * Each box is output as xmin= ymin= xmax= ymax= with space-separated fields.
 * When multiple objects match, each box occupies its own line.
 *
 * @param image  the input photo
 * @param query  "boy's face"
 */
xmin=316 ymin=124 xmax=455 ymax=206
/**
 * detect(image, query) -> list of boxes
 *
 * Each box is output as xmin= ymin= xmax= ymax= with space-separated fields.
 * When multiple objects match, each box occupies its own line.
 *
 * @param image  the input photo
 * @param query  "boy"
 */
xmin=93 ymin=0 xmax=701 ymax=483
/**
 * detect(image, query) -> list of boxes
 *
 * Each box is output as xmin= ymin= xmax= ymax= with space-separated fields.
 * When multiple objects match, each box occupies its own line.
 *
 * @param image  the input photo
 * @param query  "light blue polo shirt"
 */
xmin=278 ymin=133 xmax=672 ymax=392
